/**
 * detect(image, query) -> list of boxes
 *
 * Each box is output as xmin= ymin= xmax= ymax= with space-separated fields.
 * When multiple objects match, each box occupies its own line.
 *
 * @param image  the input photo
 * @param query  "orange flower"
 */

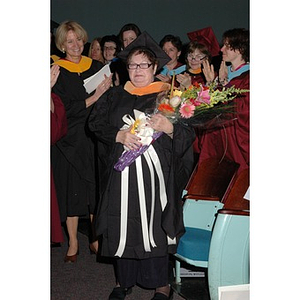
xmin=194 ymin=82 xmax=200 ymax=88
xmin=158 ymin=103 xmax=175 ymax=114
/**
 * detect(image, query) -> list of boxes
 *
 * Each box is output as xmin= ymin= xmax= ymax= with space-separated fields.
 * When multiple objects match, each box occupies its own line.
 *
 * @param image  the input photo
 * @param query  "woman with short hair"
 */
xmin=89 ymin=32 xmax=195 ymax=300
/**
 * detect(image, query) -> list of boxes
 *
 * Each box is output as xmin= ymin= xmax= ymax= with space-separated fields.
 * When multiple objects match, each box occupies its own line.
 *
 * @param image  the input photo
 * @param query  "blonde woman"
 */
xmin=88 ymin=37 xmax=105 ymax=63
xmin=52 ymin=20 xmax=112 ymax=262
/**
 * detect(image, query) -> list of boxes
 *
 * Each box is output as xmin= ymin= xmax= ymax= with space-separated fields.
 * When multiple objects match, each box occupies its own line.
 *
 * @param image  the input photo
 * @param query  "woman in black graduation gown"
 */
xmin=51 ymin=21 xmax=112 ymax=262
xmin=88 ymin=32 xmax=195 ymax=300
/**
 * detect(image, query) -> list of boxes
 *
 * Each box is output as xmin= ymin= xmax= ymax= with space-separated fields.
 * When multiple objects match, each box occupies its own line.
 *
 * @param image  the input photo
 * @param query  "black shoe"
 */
xmin=108 ymin=287 xmax=132 ymax=300
xmin=151 ymin=289 xmax=173 ymax=300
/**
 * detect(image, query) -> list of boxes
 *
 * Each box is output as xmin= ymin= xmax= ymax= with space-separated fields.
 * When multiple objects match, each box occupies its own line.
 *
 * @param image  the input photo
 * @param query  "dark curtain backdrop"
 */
xmin=51 ymin=0 xmax=249 ymax=45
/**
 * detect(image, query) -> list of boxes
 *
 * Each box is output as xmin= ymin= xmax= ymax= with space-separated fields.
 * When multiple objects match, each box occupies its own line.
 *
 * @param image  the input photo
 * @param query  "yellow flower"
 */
xmin=172 ymin=89 xmax=182 ymax=97
xmin=130 ymin=119 xmax=141 ymax=134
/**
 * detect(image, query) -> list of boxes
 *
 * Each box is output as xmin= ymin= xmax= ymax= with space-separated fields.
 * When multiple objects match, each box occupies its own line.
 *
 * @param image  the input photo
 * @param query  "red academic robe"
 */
xmin=195 ymin=71 xmax=250 ymax=175
xmin=51 ymin=93 xmax=67 ymax=243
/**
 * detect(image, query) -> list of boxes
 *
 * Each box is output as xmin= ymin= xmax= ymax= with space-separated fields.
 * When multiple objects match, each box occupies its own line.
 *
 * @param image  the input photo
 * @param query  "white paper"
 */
xmin=219 ymin=284 xmax=250 ymax=300
xmin=173 ymin=267 xmax=205 ymax=278
xmin=243 ymin=187 xmax=250 ymax=200
xmin=83 ymin=64 xmax=111 ymax=94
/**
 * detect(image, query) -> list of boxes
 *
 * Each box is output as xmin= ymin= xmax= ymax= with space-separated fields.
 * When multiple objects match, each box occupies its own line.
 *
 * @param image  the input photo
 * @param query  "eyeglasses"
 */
xmin=104 ymin=46 xmax=116 ymax=51
xmin=127 ymin=63 xmax=153 ymax=70
xmin=187 ymin=54 xmax=207 ymax=61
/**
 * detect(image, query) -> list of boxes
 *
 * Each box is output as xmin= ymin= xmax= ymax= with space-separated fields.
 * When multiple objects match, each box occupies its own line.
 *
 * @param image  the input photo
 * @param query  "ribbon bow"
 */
xmin=121 ymin=109 xmax=154 ymax=151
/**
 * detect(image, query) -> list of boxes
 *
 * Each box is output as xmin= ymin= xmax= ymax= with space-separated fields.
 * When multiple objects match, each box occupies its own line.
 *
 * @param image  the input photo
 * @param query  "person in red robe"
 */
xmin=51 ymin=64 xmax=67 ymax=244
xmin=176 ymin=27 xmax=221 ymax=90
xmin=195 ymin=28 xmax=250 ymax=175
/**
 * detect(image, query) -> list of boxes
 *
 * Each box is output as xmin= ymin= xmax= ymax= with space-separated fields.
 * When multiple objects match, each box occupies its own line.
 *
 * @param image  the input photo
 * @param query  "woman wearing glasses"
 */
xmin=100 ymin=35 xmax=121 ymax=64
xmin=176 ymin=41 xmax=212 ymax=89
xmin=100 ymin=35 xmax=129 ymax=86
xmin=89 ymin=32 xmax=195 ymax=300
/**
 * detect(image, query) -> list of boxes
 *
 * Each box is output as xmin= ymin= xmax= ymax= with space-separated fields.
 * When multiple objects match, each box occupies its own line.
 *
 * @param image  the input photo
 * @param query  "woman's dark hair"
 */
xmin=185 ymin=41 xmax=212 ymax=64
xmin=126 ymin=46 xmax=158 ymax=67
xmin=222 ymin=28 xmax=249 ymax=62
xmin=159 ymin=34 xmax=183 ymax=51
xmin=118 ymin=23 xmax=141 ymax=45
xmin=100 ymin=35 xmax=122 ymax=54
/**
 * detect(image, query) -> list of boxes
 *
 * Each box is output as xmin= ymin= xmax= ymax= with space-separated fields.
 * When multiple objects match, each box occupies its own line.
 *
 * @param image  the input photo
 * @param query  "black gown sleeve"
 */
xmin=88 ymin=88 xmax=121 ymax=147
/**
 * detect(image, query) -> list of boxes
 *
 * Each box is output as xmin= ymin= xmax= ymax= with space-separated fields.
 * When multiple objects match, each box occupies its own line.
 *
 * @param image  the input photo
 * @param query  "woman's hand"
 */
xmin=176 ymin=73 xmax=191 ymax=90
xmin=149 ymin=113 xmax=174 ymax=137
xmin=51 ymin=64 xmax=60 ymax=88
xmin=51 ymin=65 xmax=60 ymax=113
xmin=156 ymin=73 xmax=171 ymax=83
xmin=94 ymin=74 xmax=113 ymax=98
xmin=86 ymin=74 xmax=113 ymax=108
xmin=219 ymin=61 xmax=228 ymax=85
xmin=116 ymin=127 xmax=142 ymax=150
xmin=202 ymin=60 xmax=215 ymax=84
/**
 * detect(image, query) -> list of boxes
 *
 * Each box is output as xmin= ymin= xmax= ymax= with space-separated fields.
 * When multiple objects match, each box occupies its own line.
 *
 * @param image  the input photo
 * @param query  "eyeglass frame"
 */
xmin=103 ymin=46 xmax=116 ymax=51
xmin=187 ymin=54 xmax=207 ymax=61
xmin=127 ymin=62 xmax=153 ymax=70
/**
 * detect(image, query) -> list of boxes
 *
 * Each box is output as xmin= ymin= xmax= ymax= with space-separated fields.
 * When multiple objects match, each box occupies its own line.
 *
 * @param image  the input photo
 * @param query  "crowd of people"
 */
xmin=50 ymin=20 xmax=249 ymax=300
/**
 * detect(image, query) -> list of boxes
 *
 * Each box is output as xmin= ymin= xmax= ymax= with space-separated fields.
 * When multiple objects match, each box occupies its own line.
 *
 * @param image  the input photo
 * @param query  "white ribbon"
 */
xmin=147 ymin=146 xmax=177 ymax=246
xmin=114 ymin=166 xmax=129 ymax=257
xmin=115 ymin=144 xmax=176 ymax=257
xmin=135 ymin=156 xmax=151 ymax=252
xmin=143 ymin=150 xmax=157 ymax=248
xmin=121 ymin=109 xmax=154 ymax=151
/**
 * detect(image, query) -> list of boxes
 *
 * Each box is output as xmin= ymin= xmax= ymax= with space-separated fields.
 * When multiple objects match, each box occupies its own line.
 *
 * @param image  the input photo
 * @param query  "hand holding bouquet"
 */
xmin=114 ymin=110 xmax=163 ymax=171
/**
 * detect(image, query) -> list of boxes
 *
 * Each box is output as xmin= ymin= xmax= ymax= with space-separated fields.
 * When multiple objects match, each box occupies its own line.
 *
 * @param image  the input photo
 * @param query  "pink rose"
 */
xmin=196 ymin=88 xmax=211 ymax=104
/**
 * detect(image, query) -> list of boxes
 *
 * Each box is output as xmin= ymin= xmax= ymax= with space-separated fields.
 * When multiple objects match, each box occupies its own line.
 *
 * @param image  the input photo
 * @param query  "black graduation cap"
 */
xmin=118 ymin=31 xmax=171 ymax=70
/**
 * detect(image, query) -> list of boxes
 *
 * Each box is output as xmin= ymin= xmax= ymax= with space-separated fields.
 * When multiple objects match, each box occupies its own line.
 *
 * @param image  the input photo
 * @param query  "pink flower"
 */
xmin=179 ymin=103 xmax=195 ymax=118
xmin=191 ymin=98 xmax=200 ymax=106
xmin=196 ymin=88 xmax=211 ymax=104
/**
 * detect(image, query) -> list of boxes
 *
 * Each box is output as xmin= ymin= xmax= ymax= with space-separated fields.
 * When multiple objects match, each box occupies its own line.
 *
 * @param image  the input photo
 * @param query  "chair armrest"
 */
xmin=184 ymin=194 xmax=220 ymax=201
xmin=217 ymin=209 xmax=250 ymax=216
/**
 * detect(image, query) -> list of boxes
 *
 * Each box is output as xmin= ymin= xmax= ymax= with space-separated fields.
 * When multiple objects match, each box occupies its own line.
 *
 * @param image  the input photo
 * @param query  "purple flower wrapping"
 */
xmin=114 ymin=131 xmax=163 ymax=172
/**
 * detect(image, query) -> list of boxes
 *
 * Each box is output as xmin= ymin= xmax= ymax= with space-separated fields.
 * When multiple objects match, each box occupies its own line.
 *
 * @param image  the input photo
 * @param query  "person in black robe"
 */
xmin=88 ymin=32 xmax=195 ymax=300
xmin=51 ymin=21 xmax=112 ymax=262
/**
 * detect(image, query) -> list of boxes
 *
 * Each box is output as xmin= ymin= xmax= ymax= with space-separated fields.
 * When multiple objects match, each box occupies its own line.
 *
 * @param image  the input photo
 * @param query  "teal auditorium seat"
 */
xmin=208 ymin=209 xmax=250 ymax=300
xmin=174 ymin=158 xmax=240 ymax=284
xmin=175 ymin=199 xmax=224 ymax=269
xmin=174 ymin=160 xmax=250 ymax=300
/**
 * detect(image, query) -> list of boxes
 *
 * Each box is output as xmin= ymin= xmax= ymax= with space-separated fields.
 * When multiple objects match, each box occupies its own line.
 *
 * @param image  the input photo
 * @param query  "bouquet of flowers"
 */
xmin=114 ymin=83 xmax=248 ymax=172
xmin=114 ymin=109 xmax=163 ymax=171
xmin=156 ymin=81 xmax=248 ymax=128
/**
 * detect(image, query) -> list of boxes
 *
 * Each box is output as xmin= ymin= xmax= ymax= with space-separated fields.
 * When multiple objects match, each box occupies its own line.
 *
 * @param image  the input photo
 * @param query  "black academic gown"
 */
xmin=51 ymin=58 xmax=104 ymax=221
xmin=88 ymin=86 xmax=195 ymax=259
